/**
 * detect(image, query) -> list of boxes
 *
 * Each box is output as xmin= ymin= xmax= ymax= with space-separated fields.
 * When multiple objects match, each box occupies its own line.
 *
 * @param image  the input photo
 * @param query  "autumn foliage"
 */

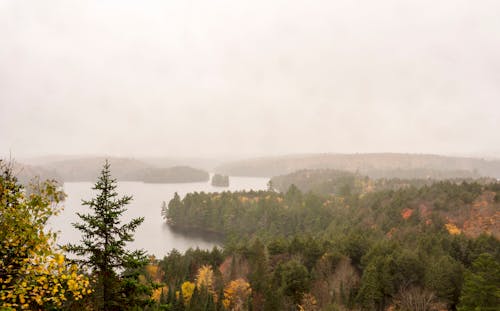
xmin=0 ymin=161 xmax=90 ymax=310
xmin=223 ymin=278 xmax=252 ymax=310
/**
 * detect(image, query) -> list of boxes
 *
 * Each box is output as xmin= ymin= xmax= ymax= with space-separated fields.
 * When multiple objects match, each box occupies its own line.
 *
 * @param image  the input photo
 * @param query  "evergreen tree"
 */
xmin=280 ymin=260 xmax=310 ymax=305
xmin=356 ymin=263 xmax=383 ymax=310
xmin=457 ymin=253 xmax=500 ymax=311
xmin=66 ymin=160 xmax=150 ymax=310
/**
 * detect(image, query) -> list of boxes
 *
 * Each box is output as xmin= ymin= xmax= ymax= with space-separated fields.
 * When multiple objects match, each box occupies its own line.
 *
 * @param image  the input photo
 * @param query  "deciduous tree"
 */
xmin=0 ymin=161 xmax=90 ymax=310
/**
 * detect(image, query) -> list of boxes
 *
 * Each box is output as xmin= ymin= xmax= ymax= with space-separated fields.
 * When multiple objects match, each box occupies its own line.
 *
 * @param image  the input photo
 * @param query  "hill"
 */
xmin=41 ymin=157 xmax=152 ymax=182
xmin=12 ymin=157 xmax=210 ymax=183
xmin=9 ymin=162 xmax=61 ymax=185
xmin=270 ymin=168 xmax=496 ymax=196
xmin=215 ymin=153 xmax=500 ymax=178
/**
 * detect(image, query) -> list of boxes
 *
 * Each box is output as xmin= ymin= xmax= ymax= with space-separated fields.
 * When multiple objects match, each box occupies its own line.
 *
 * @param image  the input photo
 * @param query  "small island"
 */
xmin=211 ymin=174 xmax=229 ymax=187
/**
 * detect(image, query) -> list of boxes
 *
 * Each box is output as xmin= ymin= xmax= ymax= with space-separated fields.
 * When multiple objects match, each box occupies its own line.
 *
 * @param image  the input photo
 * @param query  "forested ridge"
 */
xmin=269 ymin=169 xmax=496 ymax=197
xmin=166 ymin=179 xmax=500 ymax=240
xmin=162 ymin=178 xmax=500 ymax=310
xmin=215 ymin=153 xmax=500 ymax=178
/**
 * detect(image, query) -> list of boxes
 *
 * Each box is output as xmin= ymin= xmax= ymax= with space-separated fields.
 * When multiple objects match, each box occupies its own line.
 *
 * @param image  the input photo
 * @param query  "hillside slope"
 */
xmin=216 ymin=153 xmax=500 ymax=178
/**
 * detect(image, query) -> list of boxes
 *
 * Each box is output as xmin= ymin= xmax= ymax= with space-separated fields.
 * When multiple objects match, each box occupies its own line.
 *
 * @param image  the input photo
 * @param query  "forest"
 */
xmin=1 ymin=161 xmax=499 ymax=311
xmin=162 ymin=172 xmax=500 ymax=310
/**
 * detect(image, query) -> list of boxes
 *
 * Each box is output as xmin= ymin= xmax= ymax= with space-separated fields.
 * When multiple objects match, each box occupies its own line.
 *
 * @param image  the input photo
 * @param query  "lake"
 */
xmin=50 ymin=176 xmax=269 ymax=257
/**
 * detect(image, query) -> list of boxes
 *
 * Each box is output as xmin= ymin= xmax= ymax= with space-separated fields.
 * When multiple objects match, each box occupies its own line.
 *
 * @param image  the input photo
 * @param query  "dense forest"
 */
xmin=270 ymin=169 xmax=496 ymax=197
xmin=163 ymin=178 xmax=500 ymax=310
xmin=1 ymin=159 xmax=499 ymax=310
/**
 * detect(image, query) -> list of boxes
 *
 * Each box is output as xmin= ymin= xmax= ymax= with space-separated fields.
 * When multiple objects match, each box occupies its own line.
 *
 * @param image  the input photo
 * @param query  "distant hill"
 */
xmin=138 ymin=157 xmax=222 ymax=172
xmin=8 ymin=162 xmax=61 ymax=185
xmin=216 ymin=153 xmax=500 ymax=178
xmin=11 ymin=157 xmax=210 ymax=183
xmin=41 ymin=157 xmax=152 ymax=182
xmin=270 ymin=168 xmax=497 ymax=197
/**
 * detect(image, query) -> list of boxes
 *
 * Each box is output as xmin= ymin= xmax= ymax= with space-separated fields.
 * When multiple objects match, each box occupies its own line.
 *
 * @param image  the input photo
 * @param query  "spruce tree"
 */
xmin=66 ymin=160 xmax=149 ymax=310
xmin=457 ymin=253 xmax=500 ymax=311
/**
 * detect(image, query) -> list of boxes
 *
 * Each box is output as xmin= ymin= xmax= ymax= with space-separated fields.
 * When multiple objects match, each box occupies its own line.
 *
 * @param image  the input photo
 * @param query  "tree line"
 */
xmin=1 ymin=160 xmax=498 ymax=310
xmin=164 ymin=180 xmax=500 ymax=310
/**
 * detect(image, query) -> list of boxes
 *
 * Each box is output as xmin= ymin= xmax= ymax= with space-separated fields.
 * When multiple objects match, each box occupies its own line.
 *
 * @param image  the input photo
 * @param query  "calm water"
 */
xmin=50 ymin=176 xmax=269 ymax=257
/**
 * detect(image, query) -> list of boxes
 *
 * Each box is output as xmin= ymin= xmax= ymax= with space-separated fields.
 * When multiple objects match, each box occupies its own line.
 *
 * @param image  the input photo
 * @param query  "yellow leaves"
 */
xmin=67 ymin=279 xmax=78 ymax=291
xmin=145 ymin=262 xmax=164 ymax=283
xmin=146 ymin=264 xmax=159 ymax=277
xmin=445 ymin=223 xmax=461 ymax=235
xmin=55 ymin=254 xmax=65 ymax=265
xmin=181 ymin=281 xmax=195 ymax=306
xmin=151 ymin=285 xmax=168 ymax=302
xmin=196 ymin=265 xmax=214 ymax=292
xmin=222 ymin=278 xmax=252 ymax=310
xmin=239 ymin=196 xmax=249 ymax=203
xmin=0 ymin=173 xmax=91 ymax=309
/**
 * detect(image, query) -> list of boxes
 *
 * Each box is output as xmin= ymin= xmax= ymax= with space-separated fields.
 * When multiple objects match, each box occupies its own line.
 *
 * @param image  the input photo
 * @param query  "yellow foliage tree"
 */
xmin=196 ymin=265 xmax=215 ymax=292
xmin=151 ymin=285 xmax=168 ymax=303
xmin=0 ymin=161 xmax=91 ymax=310
xmin=181 ymin=281 xmax=195 ymax=306
xmin=445 ymin=223 xmax=461 ymax=235
xmin=222 ymin=278 xmax=252 ymax=311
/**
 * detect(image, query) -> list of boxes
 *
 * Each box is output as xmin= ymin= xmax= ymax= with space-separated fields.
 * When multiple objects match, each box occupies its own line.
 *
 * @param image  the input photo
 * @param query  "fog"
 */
xmin=1 ymin=0 xmax=499 ymax=159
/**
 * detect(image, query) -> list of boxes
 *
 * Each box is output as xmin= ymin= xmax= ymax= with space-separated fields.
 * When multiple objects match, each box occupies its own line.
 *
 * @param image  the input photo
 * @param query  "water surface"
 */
xmin=51 ymin=176 xmax=268 ymax=257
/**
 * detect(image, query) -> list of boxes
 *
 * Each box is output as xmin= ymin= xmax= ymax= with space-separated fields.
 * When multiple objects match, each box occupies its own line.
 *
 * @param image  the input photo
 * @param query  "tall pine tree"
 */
xmin=66 ymin=160 xmax=150 ymax=310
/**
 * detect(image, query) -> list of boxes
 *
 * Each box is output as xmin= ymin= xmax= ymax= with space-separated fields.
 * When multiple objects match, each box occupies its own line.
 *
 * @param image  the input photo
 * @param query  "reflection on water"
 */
xmin=50 ymin=176 xmax=268 ymax=257
xmin=166 ymin=224 xmax=224 ymax=244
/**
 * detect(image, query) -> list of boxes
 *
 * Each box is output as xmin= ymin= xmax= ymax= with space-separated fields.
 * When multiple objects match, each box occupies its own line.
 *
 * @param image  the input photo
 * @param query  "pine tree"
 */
xmin=65 ymin=160 xmax=149 ymax=310
xmin=457 ymin=253 xmax=500 ymax=311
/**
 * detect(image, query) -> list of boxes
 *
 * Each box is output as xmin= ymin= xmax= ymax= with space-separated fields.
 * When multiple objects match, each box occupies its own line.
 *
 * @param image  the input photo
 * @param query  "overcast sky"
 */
xmin=1 ymin=0 xmax=499 ymax=158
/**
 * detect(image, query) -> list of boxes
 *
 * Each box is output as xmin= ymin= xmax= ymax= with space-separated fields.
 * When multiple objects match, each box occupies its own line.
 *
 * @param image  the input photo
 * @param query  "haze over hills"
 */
xmin=215 ymin=153 xmax=500 ymax=178
xmin=20 ymin=155 xmax=223 ymax=172
xmin=11 ymin=156 xmax=211 ymax=184
xmin=7 ymin=162 xmax=61 ymax=185
xmin=10 ymin=152 xmax=500 ymax=183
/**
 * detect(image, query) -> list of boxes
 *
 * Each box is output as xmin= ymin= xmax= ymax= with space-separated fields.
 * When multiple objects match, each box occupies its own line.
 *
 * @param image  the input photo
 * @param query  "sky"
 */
xmin=1 ymin=0 xmax=499 ymax=158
